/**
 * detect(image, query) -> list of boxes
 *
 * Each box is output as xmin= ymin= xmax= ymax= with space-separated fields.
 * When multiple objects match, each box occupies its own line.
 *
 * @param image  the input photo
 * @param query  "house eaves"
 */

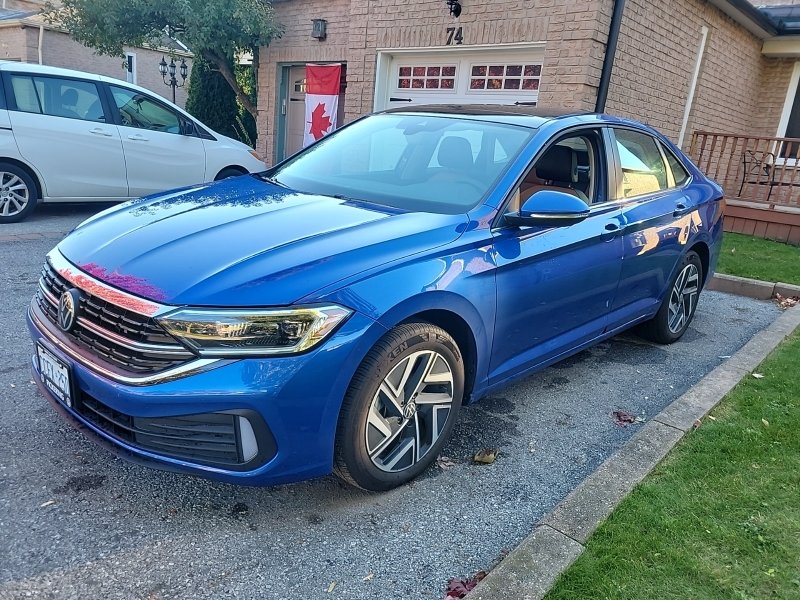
xmin=708 ymin=0 xmax=777 ymax=39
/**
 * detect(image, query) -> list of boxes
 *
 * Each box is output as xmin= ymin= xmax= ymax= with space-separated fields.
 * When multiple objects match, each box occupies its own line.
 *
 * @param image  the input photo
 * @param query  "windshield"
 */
xmin=269 ymin=114 xmax=534 ymax=214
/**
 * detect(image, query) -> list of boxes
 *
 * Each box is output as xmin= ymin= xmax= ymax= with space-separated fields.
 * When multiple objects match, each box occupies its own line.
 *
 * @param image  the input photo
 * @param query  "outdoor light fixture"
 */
xmin=446 ymin=0 xmax=462 ymax=17
xmin=311 ymin=18 xmax=327 ymax=40
xmin=158 ymin=56 xmax=188 ymax=104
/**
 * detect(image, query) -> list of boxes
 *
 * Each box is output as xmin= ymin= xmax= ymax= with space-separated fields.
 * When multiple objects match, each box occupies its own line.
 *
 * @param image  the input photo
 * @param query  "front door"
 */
xmin=108 ymin=84 xmax=206 ymax=197
xmin=284 ymin=66 xmax=307 ymax=158
xmin=490 ymin=129 xmax=624 ymax=384
xmin=5 ymin=73 xmax=127 ymax=199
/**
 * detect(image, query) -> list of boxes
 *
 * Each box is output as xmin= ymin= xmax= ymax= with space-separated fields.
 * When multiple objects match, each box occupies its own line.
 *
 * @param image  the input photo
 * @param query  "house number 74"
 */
xmin=446 ymin=27 xmax=464 ymax=45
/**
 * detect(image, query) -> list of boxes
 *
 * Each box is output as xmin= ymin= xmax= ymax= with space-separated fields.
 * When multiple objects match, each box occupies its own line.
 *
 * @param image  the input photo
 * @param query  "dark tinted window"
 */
xmin=10 ymin=74 xmax=105 ymax=122
xmin=663 ymin=146 xmax=690 ymax=187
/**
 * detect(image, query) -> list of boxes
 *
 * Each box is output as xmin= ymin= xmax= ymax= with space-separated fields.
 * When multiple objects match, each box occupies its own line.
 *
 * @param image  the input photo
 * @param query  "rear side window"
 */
xmin=9 ymin=75 xmax=106 ymax=122
xmin=613 ymin=128 xmax=668 ymax=199
xmin=663 ymin=146 xmax=690 ymax=187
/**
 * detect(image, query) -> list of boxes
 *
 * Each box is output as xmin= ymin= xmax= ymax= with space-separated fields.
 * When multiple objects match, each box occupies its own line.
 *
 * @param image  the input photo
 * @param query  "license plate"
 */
xmin=37 ymin=344 xmax=72 ymax=408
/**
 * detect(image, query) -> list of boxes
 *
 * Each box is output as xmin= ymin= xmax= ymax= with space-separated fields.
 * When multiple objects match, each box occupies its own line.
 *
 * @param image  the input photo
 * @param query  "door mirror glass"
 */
xmin=505 ymin=190 xmax=590 ymax=227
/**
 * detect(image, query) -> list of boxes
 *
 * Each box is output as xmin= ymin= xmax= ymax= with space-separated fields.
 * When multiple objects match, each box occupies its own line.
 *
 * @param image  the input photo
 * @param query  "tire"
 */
xmin=334 ymin=322 xmax=465 ymax=491
xmin=0 ymin=163 xmax=38 ymax=224
xmin=639 ymin=251 xmax=703 ymax=344
xmin=214 ymin=167 xmax=246 ymax=181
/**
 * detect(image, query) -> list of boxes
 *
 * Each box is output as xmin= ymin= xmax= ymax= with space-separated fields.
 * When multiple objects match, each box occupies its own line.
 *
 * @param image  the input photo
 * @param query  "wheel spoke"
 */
xmin=380 ymin=436 xmax=416 ymax=471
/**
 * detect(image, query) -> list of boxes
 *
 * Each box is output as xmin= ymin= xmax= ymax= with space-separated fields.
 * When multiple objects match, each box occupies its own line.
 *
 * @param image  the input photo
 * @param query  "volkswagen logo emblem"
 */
xmin=58 ymin=289 xmax=81 ymax=333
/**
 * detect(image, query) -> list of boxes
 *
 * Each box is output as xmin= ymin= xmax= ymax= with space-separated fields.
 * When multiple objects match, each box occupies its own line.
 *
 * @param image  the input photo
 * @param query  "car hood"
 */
xmin=57 ymin=177 xmax=468 ymax=307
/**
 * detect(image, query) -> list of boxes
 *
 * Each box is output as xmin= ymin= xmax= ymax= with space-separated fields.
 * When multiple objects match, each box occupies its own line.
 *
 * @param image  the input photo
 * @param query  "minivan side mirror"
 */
xmin=180 ymin=118 xmax=197 ymax=136
xmin=504 ymin=190 xmax=591 ymax=227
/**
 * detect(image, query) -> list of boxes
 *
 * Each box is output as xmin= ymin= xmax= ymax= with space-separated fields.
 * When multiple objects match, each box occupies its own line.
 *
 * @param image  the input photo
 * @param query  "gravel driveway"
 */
xmin=0 ymin=205 xmax=782 ymax=600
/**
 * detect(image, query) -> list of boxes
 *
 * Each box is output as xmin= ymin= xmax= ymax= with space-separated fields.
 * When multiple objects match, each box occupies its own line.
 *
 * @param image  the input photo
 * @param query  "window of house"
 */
xmin=469 ymin=63 xmax=541 ymax=92
xmin=397 ymin=65 xmax=457 ymax=90
xmin=613 ymin=129 xmax=668 ymax=198
xmin=10 ymin=75 xmax=105 ymax=122
xmin=110 ymin=86 xmax=181 ymax=134
xmin=125 ymin=52 xmax=137 ymax=84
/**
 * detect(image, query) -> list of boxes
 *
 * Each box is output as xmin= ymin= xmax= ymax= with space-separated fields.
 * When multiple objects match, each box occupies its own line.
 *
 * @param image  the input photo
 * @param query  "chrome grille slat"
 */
xmin=37 ymin=262 xmax=194 ymax=375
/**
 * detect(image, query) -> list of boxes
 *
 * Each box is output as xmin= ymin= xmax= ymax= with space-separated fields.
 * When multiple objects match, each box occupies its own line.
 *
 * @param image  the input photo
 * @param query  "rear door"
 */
xmin=608 ymin=127 xmax=697 ymax=328
xmin=4 ymin=72 xmax=127 ymax=199
xmin=107 ymin=84 xmax=206 ymax=197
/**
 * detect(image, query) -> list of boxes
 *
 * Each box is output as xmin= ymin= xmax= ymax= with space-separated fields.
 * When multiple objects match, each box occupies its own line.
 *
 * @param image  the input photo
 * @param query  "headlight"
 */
xmin=157 ymin=305 xmax=351 ymax=357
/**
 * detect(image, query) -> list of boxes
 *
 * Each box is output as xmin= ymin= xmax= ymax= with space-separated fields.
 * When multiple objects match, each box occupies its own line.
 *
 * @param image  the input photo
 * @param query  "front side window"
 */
xmin=10 ymin=75 xmax=105 ymax=122
xmin=270 ymin=114 xmax=534 ymax=214
xmin=110 ymin=86 xmax=181 ymax=134
xmin=614 ymin=129 xmax=668 ymax=199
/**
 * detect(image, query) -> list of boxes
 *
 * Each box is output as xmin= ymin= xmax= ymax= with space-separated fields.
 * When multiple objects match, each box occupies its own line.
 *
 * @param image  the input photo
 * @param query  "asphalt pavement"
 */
xmin=0 ymin=205 xmax=782 ymax=599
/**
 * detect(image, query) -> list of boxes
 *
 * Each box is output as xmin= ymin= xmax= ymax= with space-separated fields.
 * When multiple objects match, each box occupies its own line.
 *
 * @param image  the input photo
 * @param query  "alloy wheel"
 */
xmin=667 ymin=263 xmax=700 ymax=334
xmin=365 ymin=350 xmax=455 ymax=473
xmin=0 ymin=171 xmax=30 ymax=217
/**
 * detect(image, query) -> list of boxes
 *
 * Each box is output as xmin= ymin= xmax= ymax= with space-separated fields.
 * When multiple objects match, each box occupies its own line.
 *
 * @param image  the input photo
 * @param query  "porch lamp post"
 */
xmin=158 ymin=56 xmax=188 ymax=104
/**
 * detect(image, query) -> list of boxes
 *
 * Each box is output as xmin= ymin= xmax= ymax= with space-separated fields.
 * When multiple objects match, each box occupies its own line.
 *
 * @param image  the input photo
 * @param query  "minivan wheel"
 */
xmin=639 ymin=251 xmax=703 ymax=344
xmin=334 ymin=323 xmax=464 ymax=491
xmin=0 ymin=163 xmax=38 ymax=223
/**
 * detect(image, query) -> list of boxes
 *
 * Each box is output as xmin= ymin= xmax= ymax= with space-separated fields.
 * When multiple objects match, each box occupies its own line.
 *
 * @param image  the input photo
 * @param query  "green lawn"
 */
xmin=717 ymin=233 xmax=800 ymax=285
xmin=545 ymin=332 xmax=800 ymax=600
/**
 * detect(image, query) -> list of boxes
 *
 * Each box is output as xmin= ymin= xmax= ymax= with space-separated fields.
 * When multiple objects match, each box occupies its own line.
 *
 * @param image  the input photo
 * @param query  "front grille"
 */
xmin=37 ymin=261 xmax=194 ymax=374
xmin=75 ymin=392 xmax=275 ymax=469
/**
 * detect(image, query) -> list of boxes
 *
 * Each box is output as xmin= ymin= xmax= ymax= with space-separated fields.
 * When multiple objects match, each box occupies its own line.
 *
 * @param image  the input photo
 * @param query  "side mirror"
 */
xmin=505 ymin=190 xmax=590 ymax=227
xmin=181 ymin=119 xmax=197 ymax=136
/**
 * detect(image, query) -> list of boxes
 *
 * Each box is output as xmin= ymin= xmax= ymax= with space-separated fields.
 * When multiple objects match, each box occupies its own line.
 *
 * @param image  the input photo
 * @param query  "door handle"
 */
xmin=128 ymin=134 xmax=149 ymax=141
xmin=89 ymin=127 xmax=113 ymax=137
xmin=389 ymin=97 xmax=413 ymax=102
xmin=673 ymin=203 xmax=692 ymax=217
xmin=601 ymin=222 xmax=621 ymax=242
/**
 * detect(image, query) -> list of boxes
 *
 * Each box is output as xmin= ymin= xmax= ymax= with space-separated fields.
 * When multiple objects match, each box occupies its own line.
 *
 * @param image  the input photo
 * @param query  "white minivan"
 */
xmin=0 ymin=61 xmax=266 ymax=223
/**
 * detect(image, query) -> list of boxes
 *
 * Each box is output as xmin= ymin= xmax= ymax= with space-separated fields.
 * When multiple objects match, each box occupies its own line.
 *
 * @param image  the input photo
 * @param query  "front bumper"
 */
xmin=27 ymin=304 xmax=384 ymax=486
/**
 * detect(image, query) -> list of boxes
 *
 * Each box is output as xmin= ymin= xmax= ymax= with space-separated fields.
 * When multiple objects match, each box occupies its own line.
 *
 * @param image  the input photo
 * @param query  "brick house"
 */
xmin=257 ymin=0 xmax=800 ymax=243
xmin=0 ymin=0 xmax=193 ymax=107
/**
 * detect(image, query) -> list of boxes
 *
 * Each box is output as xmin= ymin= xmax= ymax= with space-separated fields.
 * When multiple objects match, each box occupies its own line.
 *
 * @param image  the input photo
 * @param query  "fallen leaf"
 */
xmin=473 ymin=449 xmax=498 ymax=464
xmin=775 ymin=294 xmax=799 ymax=310
xmin=40 ymin=500 xmax=55 ymax=508
xmin=762 ymin=418 xmax=770 ymax=427
xmin=362 ymin=573 xmax=374 ymax=582
xmin=752 ymin=373 xmax=765 ymax=379
xmin=327 ymin=581 xmax=336 ymax=593
xmin=9 ymin=383 xmax=15 ymax=388
xmin=445 ymin=570 xmax=487 ymax=599
xmin=731 ymin=247 xmax=736 ymax=253
xmin=708 ymin=415 xmax=717 ymax=421
xmin=436 ymin=456 xmax=457 ymax=469
xmin=612 ymin=410 xmax=644 ymax=427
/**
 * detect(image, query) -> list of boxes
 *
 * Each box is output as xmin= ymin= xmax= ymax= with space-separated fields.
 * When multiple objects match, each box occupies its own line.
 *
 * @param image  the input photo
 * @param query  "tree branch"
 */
xmin=201 ymin=50 xmax=257 ymax=120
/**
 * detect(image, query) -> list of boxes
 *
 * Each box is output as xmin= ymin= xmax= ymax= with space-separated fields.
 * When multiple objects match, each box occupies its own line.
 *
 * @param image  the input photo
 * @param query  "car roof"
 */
xmin=380 ymin=104 xmax=595 ymax=129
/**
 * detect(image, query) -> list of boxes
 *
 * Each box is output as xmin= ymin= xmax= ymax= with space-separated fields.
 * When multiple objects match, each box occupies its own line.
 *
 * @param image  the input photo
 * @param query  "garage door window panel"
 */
xmin=397 ymin=65 xmax=457 ymax=91
xmin=469 ymin=63 xmax=541 ymax=92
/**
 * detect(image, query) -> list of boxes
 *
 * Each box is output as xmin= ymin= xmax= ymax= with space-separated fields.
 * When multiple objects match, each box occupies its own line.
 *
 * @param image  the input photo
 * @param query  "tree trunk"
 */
xmin=201 ymin=49 xmax=257 ymax=120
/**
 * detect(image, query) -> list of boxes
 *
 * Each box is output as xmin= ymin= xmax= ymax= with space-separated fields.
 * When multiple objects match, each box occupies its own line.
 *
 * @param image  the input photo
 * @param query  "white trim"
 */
xmin=677 ymin=25 xmax=708 ymax=148
xmin=776 ymin=61 xmax=800 ymax=137
xmin=374 ymin=42 xmax=546 ymax=112
xmin=125 ymin=51 xmax=137 ymax=85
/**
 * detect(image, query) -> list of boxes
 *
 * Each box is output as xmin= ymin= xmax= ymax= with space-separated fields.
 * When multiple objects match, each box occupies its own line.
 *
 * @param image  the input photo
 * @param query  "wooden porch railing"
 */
xmin=689 ymin=132 xmax=800 ymax=208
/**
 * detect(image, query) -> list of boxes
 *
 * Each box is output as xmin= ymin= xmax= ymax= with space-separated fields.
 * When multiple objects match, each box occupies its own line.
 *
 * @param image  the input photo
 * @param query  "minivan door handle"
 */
xmin=89 ymin=127 xmax=113 ymax=137
xmin=128 ymin=134 xmax=149 ymax=141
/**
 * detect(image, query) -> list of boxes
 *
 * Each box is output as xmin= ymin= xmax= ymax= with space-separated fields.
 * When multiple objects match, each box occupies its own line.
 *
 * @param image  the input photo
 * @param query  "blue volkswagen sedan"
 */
xmin=27 ymin=107 xmax=723 ymax=491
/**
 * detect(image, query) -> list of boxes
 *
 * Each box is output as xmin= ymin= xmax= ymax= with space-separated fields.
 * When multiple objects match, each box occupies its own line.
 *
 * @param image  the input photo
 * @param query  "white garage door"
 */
xmin=376 ymin=45 xmax=545 ymax=111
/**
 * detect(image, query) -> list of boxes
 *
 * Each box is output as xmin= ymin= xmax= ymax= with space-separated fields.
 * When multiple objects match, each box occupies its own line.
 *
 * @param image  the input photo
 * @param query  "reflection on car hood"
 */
xmin=57 ymin=177 xmax=468 ymax=307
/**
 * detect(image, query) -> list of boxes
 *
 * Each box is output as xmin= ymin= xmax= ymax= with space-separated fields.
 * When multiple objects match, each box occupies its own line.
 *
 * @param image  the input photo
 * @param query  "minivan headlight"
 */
xmin=158 ymin=305 xmax=351 ymax=357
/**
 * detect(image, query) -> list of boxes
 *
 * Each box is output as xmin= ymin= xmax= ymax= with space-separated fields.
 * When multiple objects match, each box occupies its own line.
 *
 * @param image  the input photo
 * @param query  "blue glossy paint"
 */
xmin=28 ymin=111 xmax=724 ymax=486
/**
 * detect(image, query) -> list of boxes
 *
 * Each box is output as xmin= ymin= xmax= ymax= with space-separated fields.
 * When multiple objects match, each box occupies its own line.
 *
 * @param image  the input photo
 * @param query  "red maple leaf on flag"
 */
xmin=308 ymin=102 xmax=333 ymax=140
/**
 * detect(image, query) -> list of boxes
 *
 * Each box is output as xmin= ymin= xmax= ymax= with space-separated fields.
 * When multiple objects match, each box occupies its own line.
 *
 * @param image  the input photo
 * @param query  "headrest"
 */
xmin=535 ymin=145 xmax=577 ymax=183
xmin=61 ymin=88 xmax=79 ymax=105
xmin=437 ymin=136 xmax=474 ymax=170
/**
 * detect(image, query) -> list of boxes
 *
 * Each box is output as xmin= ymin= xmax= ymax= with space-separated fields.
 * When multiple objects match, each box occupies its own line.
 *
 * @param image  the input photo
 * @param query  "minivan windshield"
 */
xmin=269 ymin=114 xmax=534 ymax=214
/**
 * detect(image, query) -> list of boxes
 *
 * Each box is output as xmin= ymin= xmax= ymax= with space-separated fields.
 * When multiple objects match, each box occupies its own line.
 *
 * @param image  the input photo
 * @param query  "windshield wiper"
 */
xmin=253 ymin=172 xmax=289 ymax=188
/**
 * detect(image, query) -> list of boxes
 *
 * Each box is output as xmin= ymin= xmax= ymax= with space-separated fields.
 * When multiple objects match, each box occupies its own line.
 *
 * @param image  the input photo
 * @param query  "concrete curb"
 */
xmin=470 ymin=303 xmax=800 ymax=600
xmin=708 ymin=272 xmax=800 ymax=300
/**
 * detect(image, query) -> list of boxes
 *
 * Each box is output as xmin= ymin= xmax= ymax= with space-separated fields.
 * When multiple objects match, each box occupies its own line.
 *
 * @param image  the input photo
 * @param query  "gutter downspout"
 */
xmin=595 ymin=0 xmax=626 ymax=113
xmin=38 ymin=24 xmax=44 ymax=64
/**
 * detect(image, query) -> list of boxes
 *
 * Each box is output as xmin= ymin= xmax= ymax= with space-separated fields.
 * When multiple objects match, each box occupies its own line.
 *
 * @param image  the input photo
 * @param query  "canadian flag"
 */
xmin=303 ymin=63 xmax=342 ymax=147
